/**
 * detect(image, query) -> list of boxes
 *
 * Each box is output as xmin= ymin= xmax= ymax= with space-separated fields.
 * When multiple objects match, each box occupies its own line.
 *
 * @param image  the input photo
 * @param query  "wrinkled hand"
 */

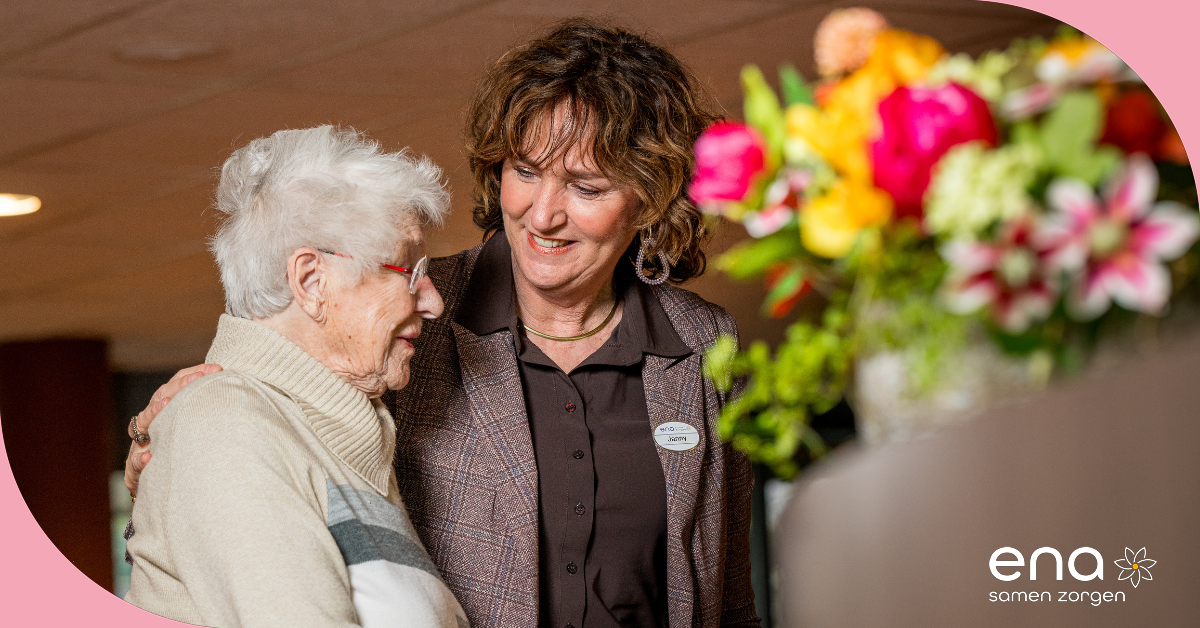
xmin=124 ymin=364 xmax=222 ymax=497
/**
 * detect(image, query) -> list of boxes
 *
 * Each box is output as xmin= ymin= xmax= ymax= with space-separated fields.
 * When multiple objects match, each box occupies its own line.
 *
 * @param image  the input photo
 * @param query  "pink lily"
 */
xmin=1040 ymin=154 xmax=1200 ymax=319
xmin=941 ymin=216 xmax=1058 ymax=333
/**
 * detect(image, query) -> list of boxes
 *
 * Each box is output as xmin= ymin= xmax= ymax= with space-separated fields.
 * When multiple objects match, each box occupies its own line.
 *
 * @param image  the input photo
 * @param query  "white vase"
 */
xmin=852 ymin=342 xmax=1048 ymax=444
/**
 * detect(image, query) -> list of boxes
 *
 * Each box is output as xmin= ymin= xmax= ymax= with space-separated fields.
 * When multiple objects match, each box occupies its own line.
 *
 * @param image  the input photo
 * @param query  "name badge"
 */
xmin=653 ymin=421 xmax=701 ymax=451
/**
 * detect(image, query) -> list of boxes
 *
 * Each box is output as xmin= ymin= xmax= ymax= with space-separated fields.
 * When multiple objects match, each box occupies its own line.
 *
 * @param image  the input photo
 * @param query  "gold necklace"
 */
xmin=522 ymin=300 xmax=619 ymax=342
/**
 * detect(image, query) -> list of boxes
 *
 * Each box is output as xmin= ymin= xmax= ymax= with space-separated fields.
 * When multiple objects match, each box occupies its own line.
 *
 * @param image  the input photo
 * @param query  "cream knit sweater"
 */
xmin=125 ymin=315 xmax=468 ymax=628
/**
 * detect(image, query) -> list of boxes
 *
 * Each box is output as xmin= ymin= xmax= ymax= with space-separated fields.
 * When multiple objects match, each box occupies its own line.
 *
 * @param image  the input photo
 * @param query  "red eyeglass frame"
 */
xmin=317 ymin=248 xmax=428 ymax=294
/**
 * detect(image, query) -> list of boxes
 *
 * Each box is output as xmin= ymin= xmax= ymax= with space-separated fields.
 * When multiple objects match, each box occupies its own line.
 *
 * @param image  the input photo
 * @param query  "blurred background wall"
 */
xmin=0 ymin=0 xmax=1062 ymax=619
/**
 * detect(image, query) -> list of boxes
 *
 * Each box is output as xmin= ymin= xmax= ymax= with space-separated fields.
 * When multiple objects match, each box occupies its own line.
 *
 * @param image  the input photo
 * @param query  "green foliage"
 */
xmin=761 ymin=263 xmax=809 ymax=318
xmin=704 ymin=335 xmax=739 ymax=393
xmin=874 ymin=222 xmax=950 ymax=299
xmin=707 ymin=221 xmax=974 ymax=476
xmin=779 ymin=65 xmax=814 ymax=106
xmin=997 ymin=37 xmax=1045 ymax=95
xmin=705 ymin=308 xmax=852 ymax=479
xmin=715 ymin=228 xmax=806 ymax=280
xmin=1037 ymin=90 xmax=1121 ymax=185
xmin=1055 ymin=24 xmax=1081 ymax=39
xmin=988 ymin=324 xmax=1048 ymax=355
xmin=857 ymin=224 xmax=968 ymax=393
xmin=741 ymin=65 xmax=785 ymax=168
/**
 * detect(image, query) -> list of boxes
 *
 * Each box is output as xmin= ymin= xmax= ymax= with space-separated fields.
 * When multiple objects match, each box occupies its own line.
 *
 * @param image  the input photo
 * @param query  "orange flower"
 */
xmin=872 ymin=29 xmax=946 ymax=85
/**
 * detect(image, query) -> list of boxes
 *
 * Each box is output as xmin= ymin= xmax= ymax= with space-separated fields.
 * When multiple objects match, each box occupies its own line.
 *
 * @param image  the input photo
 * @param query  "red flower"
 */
xmin=870 ymin=83 xmax=997 ymax=219
xmin=1101 ymin=89 xmax=1167 ymax=156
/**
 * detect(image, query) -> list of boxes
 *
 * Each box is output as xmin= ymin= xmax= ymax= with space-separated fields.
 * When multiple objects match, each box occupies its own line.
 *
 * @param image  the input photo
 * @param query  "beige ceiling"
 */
xmin=0 ymin=0 xmax=1058 ymax=370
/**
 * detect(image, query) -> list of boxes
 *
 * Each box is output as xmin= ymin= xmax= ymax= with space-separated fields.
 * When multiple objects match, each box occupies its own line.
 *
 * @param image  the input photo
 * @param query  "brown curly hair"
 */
xmin=466 ymin=19 xmax=719 ymax=283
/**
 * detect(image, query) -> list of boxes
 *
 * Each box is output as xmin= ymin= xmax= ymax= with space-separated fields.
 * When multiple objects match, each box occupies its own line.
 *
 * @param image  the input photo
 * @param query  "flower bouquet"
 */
xmin=698 ymin=8 xmax=1200 ymax=478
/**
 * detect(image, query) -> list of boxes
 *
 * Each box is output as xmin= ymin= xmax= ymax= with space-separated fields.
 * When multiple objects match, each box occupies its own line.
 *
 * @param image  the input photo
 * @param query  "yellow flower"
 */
xmin=801 ymin=179 xmax=893 ymax=258
xmin=786 ymin=103 xmax=870 ymax=180
xmin=821 ymin=66 xmax=894 ymax=138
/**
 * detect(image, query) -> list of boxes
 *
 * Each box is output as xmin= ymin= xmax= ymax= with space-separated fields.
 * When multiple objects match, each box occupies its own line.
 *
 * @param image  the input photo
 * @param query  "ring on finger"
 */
xmin=129 ymin=416 xmax=150 ymax=444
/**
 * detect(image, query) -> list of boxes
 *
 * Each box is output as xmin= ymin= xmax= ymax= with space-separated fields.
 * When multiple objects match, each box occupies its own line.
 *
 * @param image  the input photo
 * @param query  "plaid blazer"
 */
xmin=386 ymin=241 xmax=759 ymax=628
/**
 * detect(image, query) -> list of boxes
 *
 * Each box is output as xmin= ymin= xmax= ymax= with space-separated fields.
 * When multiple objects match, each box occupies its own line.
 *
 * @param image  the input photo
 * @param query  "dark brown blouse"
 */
xmin=457 ymin=234 xmax=691 ymax=628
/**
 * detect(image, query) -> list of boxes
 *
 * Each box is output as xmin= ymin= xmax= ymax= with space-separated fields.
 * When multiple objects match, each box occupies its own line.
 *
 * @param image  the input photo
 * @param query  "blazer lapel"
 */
xmin=451 ymin=322 xmax=541 ymax=591
xmin=644 ymin=351 xmax=707 ymax=627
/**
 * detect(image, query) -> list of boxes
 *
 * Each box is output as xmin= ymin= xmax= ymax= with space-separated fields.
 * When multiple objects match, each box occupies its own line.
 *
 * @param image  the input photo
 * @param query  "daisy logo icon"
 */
xmin=1114 ymin=547 xmax=1156 ymax=587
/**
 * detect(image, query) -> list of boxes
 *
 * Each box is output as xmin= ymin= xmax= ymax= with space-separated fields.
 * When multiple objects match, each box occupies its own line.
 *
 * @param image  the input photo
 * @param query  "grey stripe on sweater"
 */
xmin=326 ymin=480 xmax=441 ymax=577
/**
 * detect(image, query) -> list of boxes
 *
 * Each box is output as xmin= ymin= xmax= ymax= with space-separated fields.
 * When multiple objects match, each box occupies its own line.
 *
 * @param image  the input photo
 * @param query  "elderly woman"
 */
xmin=128 ymin=22 xmax=758 ymax=628
xmin=123 ymin=126 xmax=468 ymax=628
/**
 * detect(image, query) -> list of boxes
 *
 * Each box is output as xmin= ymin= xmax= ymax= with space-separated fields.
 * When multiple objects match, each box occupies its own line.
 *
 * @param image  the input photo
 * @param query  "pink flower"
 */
xmin=1040 ymin=154 xmax=1200 ymax=319
xmin=871 ymin=83 xmax=997 ymax=219
xmin=941 ymin=216 xmax=1058 ymax=333
xmin=690 ymin=121 xmax=768 ymax=213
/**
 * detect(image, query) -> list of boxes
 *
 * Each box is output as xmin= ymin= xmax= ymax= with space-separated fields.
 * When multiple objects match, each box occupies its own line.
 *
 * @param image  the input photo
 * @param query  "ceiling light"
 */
xmin=0 ymin=194 xmax=41 ymax=216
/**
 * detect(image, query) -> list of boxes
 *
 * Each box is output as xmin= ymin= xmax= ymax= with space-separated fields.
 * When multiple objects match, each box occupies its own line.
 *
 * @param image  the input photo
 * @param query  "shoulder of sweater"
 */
xmin=155 ymin=369 xmax=297 ymax=449
xmin=651 ymin=283 xmax=740 ymax=346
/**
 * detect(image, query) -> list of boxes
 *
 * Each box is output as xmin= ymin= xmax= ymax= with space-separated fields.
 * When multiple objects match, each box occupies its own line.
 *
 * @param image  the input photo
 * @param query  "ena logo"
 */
xmin=989 ymin=547 xmax=1104 ymax=582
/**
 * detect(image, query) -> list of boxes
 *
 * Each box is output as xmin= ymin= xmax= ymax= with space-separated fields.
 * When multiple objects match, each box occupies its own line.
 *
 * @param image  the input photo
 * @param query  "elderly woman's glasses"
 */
xmin=317 ymin=248 xmax=429 ymax=294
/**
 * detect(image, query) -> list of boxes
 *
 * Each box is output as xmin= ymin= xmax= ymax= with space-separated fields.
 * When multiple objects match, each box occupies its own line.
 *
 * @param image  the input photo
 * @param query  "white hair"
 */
xmin=210 ymin=126 xmax=449 ymax=319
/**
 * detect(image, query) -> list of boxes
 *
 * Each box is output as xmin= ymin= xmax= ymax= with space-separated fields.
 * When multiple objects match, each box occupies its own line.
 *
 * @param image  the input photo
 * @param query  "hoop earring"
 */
xmin=635 ymin=236 xmax=670 ymax=285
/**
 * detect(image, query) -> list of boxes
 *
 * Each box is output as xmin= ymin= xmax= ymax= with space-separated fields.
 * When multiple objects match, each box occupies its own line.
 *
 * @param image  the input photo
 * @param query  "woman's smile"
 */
xmin=528 ymin=232 xmax=575 ymax=254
